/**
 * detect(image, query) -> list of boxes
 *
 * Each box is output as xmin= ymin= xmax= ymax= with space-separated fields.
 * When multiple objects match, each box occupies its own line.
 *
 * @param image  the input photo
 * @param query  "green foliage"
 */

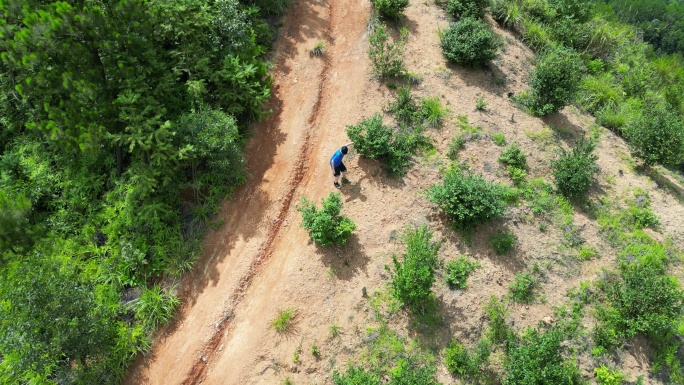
xmin=507 ymin=166 xmax=527 ymax=187
xmin=499 ymin=143 xmax=527 ymax=170
xmin=527 ymin=46 xmax=585 ymax=116
xmin=476 ymin=95 xmax=488 ymax=110
xmin=624 ymin=97 xmax=684 ymax=167
xmin=440 ymin=18 xmax=501 ymax=66
xmin=492 ymin=133 xmax=506 ymax=146
xmin=447 ymin=135 xmax=465 ymax=160
xmin=132 ymin=285 xmax=181 ymax=333
xmin=551 ymin=135 xmax=598 ymax=199
xmin=484 ymin=295 xmax=514 ymax=344
xmin=446 ymin=0 xmax=490 ymax=20
xmin=594 ymin=365 xmax=624 ymax=385
xmin=333 ymin=366 xmax=381 ymax=385
xmin=346 ymin=113 xmax=430 ymax=176
xmin=504 ymin=328 xmax=582 ymax=385
xmin=0 ymin=191 xmax=40 ymax=256
xmin=369 ymin=25 xmax=408 ymax=78
xmin=373 ymin=0 xmax=410 ymax=18
xmin=595 ymin=263 xmax=684 ymax=348
xmin=607 ymin=0 xmax=684 ymax=55
xmin=388 ymin=86 xmax=421 ymax=125
xmin=490 ymin=230 xmax=517 ymax=255
xmin=426 ymin=166 xmax=508 ymax=229
xmin=444 ymin=339 xmax=492 ymax=382
xmin=272 ymin=307 xmax=297 ymax=333
xmin=419 ymin=96 xmax=449 ymax=128
xmin=388 ymin=358 xmax=440 ymax=385
xmin=509 ymin=272 xmax=539 ymax=303
xmin=390 ymin=226 xmax=441 ymax=313
xmin=297 ymin=193 xmax=356 ymax=246
xmin=444 ymin=255 xmax=480 ymax=289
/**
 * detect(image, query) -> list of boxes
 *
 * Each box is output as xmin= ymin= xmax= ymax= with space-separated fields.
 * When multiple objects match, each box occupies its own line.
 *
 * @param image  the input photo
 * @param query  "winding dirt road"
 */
xmin=125 ymin=0 xmax=373 ymax=383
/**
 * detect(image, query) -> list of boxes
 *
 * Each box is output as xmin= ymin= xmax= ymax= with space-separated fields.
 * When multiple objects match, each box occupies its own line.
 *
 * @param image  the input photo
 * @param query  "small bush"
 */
xmin=426 ymin=166 xmax=508 ymax=229
xmin=447 ymin=135 xmax=465 ymax=160
xmin=388 ymin=358 xmax=440 ymax=385
xmin=272 ymin=307 xmax=297 ymax=333
xmin=445 ymin=339 xmax=491 ymax=381
xmin=504 ymin=328 xmax=581 ymax=385
xmin=484 ymin=295 xmax=514 ymax=343
xmin=444 ymin=255 xmax=480 ymax=289
xmin=509 ymin=272 xmax=538 ymax=303
xmin=490 ymin=230 xmax=517 ymax=255
xmin=419 ymin=96 xmax=449 ymax=128
xmin=333 ymin=366 xmax=381 ymax=385
xmin=595 ymin=263 xmax=684 ymax=347
xmin=624 ymin=98 xmax=684 ymax=167
xmin=310 ymin=41 xmax=326 ymax=56
xmin=390 ymin=226 xmax=441 ymax=313
xmin=445 ymin=0 xmax=490 ymax=19
xmin=491 ymin=133 xmax=506 ymax=146
xmin=369 ymin=24 xmax=407 ymax=78
xmin=527 ymin=46 xmax=585 ymax=116
xmin=372 ymin=0 xmax=409 ymax=19
xmin=594 ymin=365 xmax=624 ymax=385
xmin=499 ymin=143 xmax=527 ymax=169
xmin=551 ymin=135 xmax=598 ymax=198
xmin=440 ymin=17 xmax=501 ymax=66
xmin=388 ymin=86 xmax=420 ymax=125
xmin=346 ymin=114 xmax=430 ymax=175
xmin=475 ymin=95 xmax=488 ymax=110
xmin=297 ymin=192 xmax=356 ymax=246
xmin=507 ymin=166 xmax=527 ymax=187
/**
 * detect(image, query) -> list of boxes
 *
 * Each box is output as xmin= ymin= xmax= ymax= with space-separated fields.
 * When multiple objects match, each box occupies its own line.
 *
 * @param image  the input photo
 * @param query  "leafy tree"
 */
xmin=297 ymin=193 xmax=356 ymax=246
xmin=390 ymin=226 xmax=441 ymax=312
xmin=440 ymin=18 xmax=501 ymax=66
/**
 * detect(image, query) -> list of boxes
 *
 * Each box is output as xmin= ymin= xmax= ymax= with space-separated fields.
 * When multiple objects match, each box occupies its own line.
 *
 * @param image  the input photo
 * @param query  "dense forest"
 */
xmin=0 ymin=0 xmax=280 ymax=383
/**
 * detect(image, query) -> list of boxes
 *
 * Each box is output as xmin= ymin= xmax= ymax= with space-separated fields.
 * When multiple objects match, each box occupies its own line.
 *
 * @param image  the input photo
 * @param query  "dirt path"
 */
xmin=125 ymin=0 xmax=371 ymax=383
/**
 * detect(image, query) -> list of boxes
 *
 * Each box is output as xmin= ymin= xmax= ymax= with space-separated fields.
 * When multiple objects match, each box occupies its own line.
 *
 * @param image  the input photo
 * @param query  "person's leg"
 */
xmin=333 ymin=166 xmax=341 ymax=188
xmin=339 ymin=163 xmax=348 ymax=184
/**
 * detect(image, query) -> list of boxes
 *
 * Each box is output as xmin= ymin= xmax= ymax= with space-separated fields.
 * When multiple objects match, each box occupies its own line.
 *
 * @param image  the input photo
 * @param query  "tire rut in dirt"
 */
xmin=180 ymin=2 xmax=336 ymax=384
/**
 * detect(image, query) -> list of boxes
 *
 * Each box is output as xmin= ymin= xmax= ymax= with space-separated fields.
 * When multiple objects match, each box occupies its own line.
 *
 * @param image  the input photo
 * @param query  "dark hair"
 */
xmin=341 ymin=146 xmax=348 ymax=154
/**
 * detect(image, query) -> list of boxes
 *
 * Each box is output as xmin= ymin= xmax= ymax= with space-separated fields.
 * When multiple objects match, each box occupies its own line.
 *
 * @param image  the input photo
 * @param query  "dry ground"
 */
xmin=125 ymin=0 xmax=684 ymax=383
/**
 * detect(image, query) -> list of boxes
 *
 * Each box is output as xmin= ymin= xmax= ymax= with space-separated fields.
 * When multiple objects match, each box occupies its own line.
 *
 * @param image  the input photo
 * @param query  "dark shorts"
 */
xmin=333 ymin=162 xmax=347 ymax=176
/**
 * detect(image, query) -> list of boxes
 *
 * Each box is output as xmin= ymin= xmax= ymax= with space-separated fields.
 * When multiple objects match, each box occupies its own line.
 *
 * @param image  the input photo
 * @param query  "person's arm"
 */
xmin=344 ymin=142 xmax=354 ymax=147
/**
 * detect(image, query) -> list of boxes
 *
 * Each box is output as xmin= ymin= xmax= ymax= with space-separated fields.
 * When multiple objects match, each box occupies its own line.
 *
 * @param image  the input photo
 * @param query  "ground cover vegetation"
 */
xmin=0 ymin=0 xmax=277 ymax=382
xmin=491 ymin=0 xmax=684 ymax=170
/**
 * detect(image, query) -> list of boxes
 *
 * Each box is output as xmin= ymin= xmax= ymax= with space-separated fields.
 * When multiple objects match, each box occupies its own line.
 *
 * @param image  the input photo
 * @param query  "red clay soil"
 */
xmin=124 ymin=0 xmax=684 ymax=383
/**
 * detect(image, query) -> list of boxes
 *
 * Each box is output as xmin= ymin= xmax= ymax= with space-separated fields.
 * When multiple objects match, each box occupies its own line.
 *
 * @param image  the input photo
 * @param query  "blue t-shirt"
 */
xmin=330 ymin=148 xmax=344 ymax=167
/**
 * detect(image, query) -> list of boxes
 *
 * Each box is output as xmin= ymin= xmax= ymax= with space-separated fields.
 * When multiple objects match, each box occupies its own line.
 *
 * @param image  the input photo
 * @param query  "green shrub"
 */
xmin=527 ymin=46 xmax=585 ymax=116
xmin=388 ymin=358 xmax=440 ymax=385
xmin=333 ymin=366 xmax=381 ymax=385
xmin=509 ymin=272 xmax=538 ymax=303
xmin=426 ymin=166 xmax=508 ymax=229
xmin=447 ymin=135 xmax=465 ymax=160
xmin=490 ymin=230 xmax=517 ymax=255
xmin=624 ymin=98 xmax=684 ymax=167
xmin=445 ymin=339 xmax=491 ymax=381
xmin=440 ymin=17 xmax=501 ymax=66
xmin=504 ymin=328 xmax=581 ymax=385
xmin=499 ymin=143 xmax=527 ymax=169
xmin=297 ymin=192 xmax=356 ymax=246
xmin=484 ymin=295 xmax=514 ymax=343
xmin=346 ymin=114 xmax=430 ymax=175
xmin=388 ymin=86 xmax=420 ymax=125
xmin=419 ymin=96 xmax=449 ymax=128
xmin=369 ymin=24 xmax=407 ymax=78
xmin=446 ymin=0 xmax=490 ymax=19
xmin=444 ymin=255 xmax=480 ymax=289
xmin=551 ymin=135 xmax=598 ymax=199
xmin=390 ymin=226 xmax=441 ymax=313
xmin=507 ymin=166 xmax=527 ymax=187
xmin=596 ymin=263 xmax=684 ymax=346
xmin=272 ymin=307 xmax=297 ymax=333
xmin=372 ymin=0 xmax=409 ymax=19
xmin=133 ymin=285 xmax=181 ymax=332
xmin=594 ymin=365 xmax=624 ymax=385
xmin=492 ymin=132 xmax=506 ymax=146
